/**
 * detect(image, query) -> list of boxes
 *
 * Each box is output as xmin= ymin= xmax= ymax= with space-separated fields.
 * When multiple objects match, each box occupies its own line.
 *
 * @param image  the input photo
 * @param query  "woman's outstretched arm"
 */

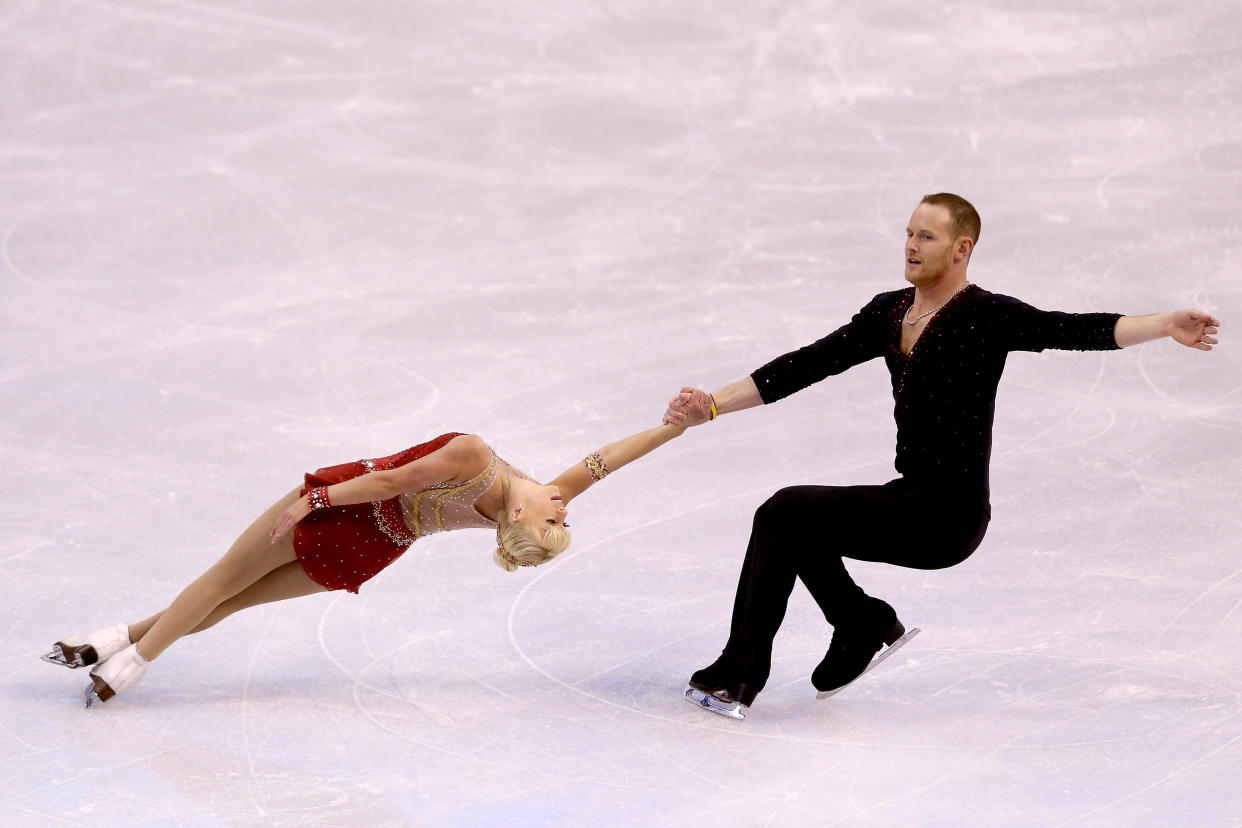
xmin=549 ymin=409 xmax=705 ymax=504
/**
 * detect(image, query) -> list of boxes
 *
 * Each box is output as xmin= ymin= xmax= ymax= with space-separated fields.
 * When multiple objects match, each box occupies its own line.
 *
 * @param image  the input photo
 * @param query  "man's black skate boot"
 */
xmin=688 ymin=655 xmax=760 ymax=705
xmin=811 ymin=597 xmax=906 ymax=695
xmin=685 ymin=652 xmax=764 ymax=718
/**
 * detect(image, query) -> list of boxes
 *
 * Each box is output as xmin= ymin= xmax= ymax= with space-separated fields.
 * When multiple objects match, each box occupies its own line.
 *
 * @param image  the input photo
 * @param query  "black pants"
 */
xmin=720 ymin=481 xmax=990 ymax=686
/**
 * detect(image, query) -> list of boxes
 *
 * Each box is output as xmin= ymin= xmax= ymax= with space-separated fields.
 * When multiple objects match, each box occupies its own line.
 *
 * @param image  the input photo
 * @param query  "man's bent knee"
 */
xmin=753 ymin=487 xmax=812 ymax=532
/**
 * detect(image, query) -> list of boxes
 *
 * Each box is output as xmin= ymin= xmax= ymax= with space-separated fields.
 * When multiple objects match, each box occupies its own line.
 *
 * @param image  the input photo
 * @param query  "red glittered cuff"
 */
xmin=306 ymin=486 xmax=331 ymax=510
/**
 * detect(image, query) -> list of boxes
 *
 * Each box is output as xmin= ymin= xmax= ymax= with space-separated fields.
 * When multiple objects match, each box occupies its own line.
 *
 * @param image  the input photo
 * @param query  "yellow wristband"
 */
xmin=709 ymin=395 xmax=718 ymax=421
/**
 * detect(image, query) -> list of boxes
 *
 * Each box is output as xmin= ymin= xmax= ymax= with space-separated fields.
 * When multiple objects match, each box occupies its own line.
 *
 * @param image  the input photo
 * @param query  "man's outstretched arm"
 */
xmin=662 ymin=377 xmax=762 ymax=426
xmin=1115 ymin=310 xmax=1221 ymax=350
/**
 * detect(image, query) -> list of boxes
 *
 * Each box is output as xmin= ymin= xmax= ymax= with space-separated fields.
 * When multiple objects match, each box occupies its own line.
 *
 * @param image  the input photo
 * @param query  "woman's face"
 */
xmin=514 ymin=480 xmax=569 ymax=535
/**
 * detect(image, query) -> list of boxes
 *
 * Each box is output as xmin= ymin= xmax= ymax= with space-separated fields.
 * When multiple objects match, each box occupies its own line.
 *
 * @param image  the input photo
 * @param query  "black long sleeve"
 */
xmin=749 ymin=285 xmax=1121 ymax=504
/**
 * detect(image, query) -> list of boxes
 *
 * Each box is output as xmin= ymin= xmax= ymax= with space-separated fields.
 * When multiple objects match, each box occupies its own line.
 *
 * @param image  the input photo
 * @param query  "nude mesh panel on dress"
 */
xmin=397 ymin=450 xmax=499 ymax=539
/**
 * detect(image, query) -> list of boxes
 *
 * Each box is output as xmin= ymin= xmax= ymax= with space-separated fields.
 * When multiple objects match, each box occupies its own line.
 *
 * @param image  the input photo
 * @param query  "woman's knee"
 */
xmin=189 ymin=562 xmax=264 ymax=614
xmin=190 ymin=595 xmax=246 ymax=634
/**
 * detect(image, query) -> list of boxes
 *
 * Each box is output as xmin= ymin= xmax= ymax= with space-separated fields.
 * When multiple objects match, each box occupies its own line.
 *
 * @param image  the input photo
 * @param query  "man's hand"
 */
xmin=1168 ymin=309 xmax=1221 ymax=351
xmin=1116 ymin=310 xmax=1223 ymax=349
xmin=663 ymin=387 xmax=713 ymax=427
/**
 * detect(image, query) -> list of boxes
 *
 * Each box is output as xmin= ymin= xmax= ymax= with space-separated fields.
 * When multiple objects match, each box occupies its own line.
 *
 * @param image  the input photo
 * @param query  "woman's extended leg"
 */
xmin=194 ymin=561 xmax=327 ymax=630
xmin=134 ymin=487 xmax=305 ymax=661
xmin=128 ymin=560 xmax=327 ymax=642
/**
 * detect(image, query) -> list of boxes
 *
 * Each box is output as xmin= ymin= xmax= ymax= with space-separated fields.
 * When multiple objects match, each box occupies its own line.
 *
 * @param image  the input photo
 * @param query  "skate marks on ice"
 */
xmin=4 ymin=0 xmax=1242 ymax=823
xmin=751 ymin=627 xmax=1242 ymax=826
xmin=304 ymin=560 xmax=747 ymax=807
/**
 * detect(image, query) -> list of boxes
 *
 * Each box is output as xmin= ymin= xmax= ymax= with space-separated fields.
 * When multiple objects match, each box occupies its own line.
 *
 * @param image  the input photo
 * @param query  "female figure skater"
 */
xmin=44 ymin=408 xmax=705 ymax=707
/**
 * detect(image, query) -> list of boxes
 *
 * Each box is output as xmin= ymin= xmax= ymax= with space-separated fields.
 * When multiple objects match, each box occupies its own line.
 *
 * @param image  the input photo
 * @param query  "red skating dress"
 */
xmin=293 ymin=432 xmax=500 ymax=593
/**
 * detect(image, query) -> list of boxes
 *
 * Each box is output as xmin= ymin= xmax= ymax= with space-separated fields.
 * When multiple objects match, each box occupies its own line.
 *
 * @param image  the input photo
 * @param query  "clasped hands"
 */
xmin=663 ymin=387 xmax=714 ymax=427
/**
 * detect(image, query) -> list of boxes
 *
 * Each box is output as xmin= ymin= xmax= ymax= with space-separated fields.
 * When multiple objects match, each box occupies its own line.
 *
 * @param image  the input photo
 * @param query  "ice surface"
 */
xmin=3 ymin=1 xmax=1240 ymax=825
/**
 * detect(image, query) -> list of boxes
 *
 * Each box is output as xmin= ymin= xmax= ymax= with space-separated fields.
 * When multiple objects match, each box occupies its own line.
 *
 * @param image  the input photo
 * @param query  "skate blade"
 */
xmin=684 ymin=687 xmax=747 ymax=720
xmin=41 ymin=648 xmax=86 ymax=669
xmin=83 ymin=674 xmax=113 ymax=709
xmin=816 ymin=627 xmax=921 ymax=700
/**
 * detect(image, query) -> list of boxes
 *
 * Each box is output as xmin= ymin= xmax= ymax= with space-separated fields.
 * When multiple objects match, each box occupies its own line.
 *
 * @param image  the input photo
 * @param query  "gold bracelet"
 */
xmin=584 ymin=451 xmax=611 ymax=482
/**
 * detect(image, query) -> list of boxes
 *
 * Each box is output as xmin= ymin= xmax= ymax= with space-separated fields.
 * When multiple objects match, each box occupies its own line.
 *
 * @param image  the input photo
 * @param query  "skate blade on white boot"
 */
xmin=816 ymin=627 xmax=921 ymax=700
xmin=84 ymin=643 xmax=148 ymax=709
xmin=42 ymin=623 xmax=130 ymax=669
xmin=684 ymin=687 xmax=748 ymax=720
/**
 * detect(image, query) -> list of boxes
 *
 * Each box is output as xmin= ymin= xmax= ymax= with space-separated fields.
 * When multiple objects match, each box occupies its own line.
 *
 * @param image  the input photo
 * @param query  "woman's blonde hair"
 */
xmin=493 ymin=514 xmax=571 ymax=571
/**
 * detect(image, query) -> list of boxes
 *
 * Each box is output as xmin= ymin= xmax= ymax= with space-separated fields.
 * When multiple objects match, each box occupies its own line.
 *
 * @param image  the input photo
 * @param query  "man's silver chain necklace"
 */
xmin=903 ymin=282 xmax=971 ymax=326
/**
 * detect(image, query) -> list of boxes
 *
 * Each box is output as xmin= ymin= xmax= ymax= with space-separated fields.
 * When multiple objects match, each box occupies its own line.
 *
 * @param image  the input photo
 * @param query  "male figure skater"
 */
xmin=665 ymin=193 xmax=1221 ymax=719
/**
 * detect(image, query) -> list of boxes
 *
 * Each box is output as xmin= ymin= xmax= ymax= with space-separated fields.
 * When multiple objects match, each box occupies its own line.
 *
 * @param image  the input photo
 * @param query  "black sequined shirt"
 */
xmin=750 ymin=284 xmax=1122 ymax=506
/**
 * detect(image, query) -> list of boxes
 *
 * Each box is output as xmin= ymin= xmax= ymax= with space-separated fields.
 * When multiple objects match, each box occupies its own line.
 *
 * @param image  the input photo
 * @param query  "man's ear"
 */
xmin=955 ymin=237 xmax=974 ymax=261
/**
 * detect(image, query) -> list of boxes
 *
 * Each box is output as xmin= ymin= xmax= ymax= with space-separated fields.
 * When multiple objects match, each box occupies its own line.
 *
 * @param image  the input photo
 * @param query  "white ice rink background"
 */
xmin=3 ymin=1 xmax=1241 ymax=825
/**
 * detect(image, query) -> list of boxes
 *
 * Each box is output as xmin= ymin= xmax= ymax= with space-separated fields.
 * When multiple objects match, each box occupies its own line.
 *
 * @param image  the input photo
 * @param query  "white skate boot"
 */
xmin=42 ymin=623 xmax=131 ymax=669
xmin=84 ymin=643 xmax=149 ymax=708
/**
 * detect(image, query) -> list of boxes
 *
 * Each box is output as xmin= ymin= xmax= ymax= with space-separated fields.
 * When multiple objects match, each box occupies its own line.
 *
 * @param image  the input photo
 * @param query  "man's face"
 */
xmin=904 ymin=203 xmax=957 ymax=286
